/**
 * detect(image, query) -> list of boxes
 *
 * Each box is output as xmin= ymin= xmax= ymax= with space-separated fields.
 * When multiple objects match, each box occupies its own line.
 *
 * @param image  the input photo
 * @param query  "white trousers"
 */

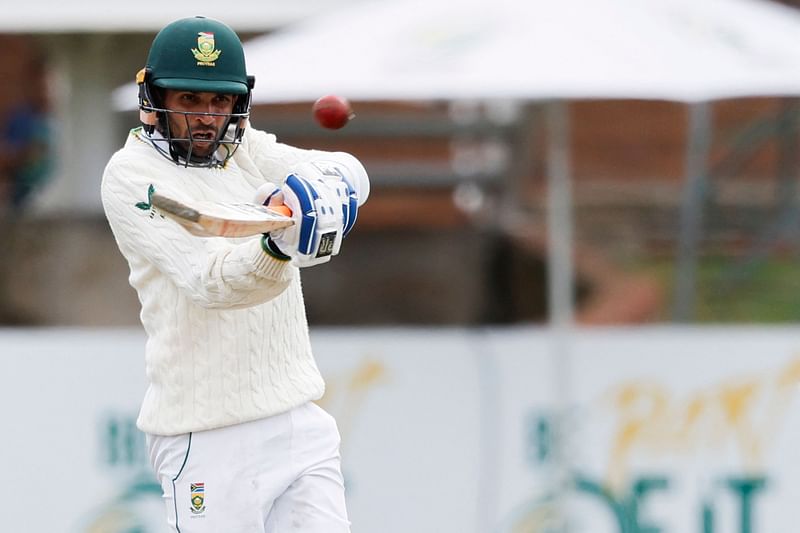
xmin=146 ymin=402 xmax=351 ymax=533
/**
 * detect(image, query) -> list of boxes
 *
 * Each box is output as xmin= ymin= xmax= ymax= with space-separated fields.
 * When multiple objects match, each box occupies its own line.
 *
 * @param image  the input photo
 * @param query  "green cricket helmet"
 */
xmin=137 ymin=16 xmax=255 ymax=167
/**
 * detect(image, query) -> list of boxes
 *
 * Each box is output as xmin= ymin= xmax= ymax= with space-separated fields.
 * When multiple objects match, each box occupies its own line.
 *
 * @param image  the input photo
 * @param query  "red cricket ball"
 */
xmin=312 ymin=95 xmax=355 ymax=130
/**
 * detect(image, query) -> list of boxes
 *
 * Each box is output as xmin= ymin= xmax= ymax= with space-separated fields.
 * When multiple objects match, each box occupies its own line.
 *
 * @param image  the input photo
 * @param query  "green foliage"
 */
xmin=642 ymin=255 xmax=800 ymax=323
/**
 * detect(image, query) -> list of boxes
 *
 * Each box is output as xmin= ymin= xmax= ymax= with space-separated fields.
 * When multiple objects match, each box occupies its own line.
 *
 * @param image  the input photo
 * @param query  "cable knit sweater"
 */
xmin=101 ymin=126 xmax=333 ymax=436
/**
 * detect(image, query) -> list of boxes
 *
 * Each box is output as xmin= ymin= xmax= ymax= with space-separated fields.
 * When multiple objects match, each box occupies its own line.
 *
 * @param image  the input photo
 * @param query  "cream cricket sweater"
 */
xmin=101 ymin=127 xmax=332 ymax=436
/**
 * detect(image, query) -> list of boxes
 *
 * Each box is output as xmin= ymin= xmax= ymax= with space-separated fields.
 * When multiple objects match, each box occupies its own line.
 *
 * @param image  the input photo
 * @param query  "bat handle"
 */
xmin=268 ymin=205 xmax=292 ymax=217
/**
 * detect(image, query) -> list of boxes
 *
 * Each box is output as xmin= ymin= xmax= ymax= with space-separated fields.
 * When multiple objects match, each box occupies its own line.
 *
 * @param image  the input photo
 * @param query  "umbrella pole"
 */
xmin=673 ymin=102 xmax=713 ymax=321
xmin=546 ymin=101 xmax=575 ymax=328
xmin=545 ymin=99 xmax=574 ymax=529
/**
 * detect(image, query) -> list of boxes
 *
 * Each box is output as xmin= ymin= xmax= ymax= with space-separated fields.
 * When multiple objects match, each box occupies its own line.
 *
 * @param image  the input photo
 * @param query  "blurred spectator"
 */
xmin=0 ymin=48 xmax=53 ymax=325
xmin=0 ymin=55 xmax=54 ymax=212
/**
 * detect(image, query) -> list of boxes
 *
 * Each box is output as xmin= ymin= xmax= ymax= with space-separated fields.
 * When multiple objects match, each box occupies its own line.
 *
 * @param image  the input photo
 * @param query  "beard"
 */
xmin=162 ymin=112 xmax=222 ymax=158
xmin=188 ymin=126 xmax=220 ymax=156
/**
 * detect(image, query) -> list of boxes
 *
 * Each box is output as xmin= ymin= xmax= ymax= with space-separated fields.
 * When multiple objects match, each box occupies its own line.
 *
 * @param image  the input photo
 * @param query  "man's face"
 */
xmin=162 ymin=90 xmax=237 ymax=158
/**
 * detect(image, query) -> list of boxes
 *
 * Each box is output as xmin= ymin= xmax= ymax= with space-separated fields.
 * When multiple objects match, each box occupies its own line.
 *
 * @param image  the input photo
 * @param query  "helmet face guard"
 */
xmin=138 ymin=70 xmax=254 ymax=168
xmin=137 ymin=16 xmax=255 ymax=168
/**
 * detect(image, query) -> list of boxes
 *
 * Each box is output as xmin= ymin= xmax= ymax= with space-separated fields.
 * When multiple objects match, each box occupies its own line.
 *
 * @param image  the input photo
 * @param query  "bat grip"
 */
xmin=268 ymin=205 xmax=292 ymax=217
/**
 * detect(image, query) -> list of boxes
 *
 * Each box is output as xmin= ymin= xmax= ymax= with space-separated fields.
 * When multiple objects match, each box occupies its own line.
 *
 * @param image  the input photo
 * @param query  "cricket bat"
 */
xmin=151 ymin=192 xmax=294 ymax=238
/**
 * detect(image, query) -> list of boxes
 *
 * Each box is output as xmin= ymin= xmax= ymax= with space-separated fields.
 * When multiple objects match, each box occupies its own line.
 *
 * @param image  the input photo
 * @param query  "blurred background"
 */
xmin=3 ymin=0 xmax=800 ymax=531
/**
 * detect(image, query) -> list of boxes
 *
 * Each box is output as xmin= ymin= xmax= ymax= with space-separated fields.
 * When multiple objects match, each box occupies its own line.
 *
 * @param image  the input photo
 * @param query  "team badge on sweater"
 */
xmin=134 ymin=184 xmax=156 ymax=212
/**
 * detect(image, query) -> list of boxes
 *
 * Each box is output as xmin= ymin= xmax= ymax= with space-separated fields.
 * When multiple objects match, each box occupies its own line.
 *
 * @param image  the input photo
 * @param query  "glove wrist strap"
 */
xmin=260 ymin=235 xmax=291 ymax=261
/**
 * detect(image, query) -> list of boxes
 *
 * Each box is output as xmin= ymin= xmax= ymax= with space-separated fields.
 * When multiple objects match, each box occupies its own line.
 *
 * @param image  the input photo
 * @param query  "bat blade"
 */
xmin=151 ymin=192 xmax=294 ymax=238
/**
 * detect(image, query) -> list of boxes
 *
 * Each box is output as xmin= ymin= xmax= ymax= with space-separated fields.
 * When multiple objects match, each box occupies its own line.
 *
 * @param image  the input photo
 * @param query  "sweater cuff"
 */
xmin=251 ymin=237 xmax=293 ymax=280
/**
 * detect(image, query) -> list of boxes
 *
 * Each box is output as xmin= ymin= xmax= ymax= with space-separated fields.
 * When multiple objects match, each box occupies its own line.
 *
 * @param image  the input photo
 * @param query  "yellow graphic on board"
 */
xmin=605 ymin=358 xmax=800 ymax=490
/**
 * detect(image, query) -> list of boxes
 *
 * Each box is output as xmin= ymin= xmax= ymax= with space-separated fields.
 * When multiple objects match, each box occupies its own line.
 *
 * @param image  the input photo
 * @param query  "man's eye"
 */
xmin=214 ymin=96 xmax=231 ymax=104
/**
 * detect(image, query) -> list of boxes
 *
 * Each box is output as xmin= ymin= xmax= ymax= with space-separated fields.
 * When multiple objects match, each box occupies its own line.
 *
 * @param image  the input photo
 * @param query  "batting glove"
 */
xmin=255 ymin=153 xmax=369 ymax=268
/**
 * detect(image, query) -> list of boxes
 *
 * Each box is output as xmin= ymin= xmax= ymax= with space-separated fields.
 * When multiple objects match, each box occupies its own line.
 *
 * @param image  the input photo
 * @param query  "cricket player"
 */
xmin=101 ymin=16 xmax=368 ymax=532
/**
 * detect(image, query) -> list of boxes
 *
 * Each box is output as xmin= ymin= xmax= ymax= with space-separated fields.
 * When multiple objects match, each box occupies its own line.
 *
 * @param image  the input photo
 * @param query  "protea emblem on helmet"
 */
xmin=192 ymin=32 xmax=221 ymax=66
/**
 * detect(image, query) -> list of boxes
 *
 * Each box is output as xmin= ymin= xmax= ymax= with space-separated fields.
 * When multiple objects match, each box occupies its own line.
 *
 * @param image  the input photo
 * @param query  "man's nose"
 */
xmin=196 ymin=112 xmax=215 ymax=125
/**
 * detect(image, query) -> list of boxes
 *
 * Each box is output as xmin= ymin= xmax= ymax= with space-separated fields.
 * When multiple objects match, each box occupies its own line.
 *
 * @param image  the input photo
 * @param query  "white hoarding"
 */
xmin=2 ymin=327 xmax=798 ymax=532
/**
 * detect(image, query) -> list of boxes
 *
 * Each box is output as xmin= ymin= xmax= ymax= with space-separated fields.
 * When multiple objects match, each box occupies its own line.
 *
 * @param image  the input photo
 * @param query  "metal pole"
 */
xmin=673 ymin=102 xmax=712 ymax=322
xmin=545 ymin=99 xmax=573 ymax=530
xmin=546 ymin=101 xmax=575 ymax=328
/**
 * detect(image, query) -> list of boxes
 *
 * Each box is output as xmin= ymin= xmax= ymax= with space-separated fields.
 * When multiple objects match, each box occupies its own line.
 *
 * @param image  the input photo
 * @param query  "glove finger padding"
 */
xmin=253 ymin=183 xmax=284 ymax=208
xmin=324 ymin=152 xmax=370 ymax=207
xmin=294 ymin=153 xmax=368 ymax=236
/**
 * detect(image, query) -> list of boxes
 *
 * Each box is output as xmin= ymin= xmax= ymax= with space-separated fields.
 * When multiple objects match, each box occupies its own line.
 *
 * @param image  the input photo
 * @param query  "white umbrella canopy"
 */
xmin=112 ymin=0 xmax=800 ymax=106
xmin=240 ymin=0 xmax=800 ymax=104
